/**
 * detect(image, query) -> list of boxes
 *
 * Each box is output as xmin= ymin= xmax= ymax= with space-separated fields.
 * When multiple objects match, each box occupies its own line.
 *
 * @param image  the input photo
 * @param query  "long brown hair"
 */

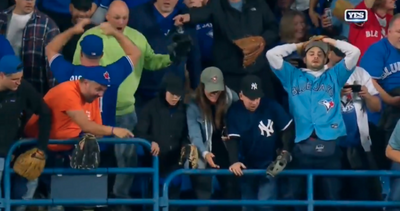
xmin=279 ymin=10 xmax=309 ymax=43
xmin=195 ymin=83 xmax=228 ymax=129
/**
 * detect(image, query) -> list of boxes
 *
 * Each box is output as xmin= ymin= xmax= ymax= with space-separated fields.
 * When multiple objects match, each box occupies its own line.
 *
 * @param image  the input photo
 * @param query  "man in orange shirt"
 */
xmin=25 ymin=38 xmax=134 ymax=148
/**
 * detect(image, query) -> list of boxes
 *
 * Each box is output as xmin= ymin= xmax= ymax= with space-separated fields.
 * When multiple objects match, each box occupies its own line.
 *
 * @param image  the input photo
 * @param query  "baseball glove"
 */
xmin=233 ymin=36 xmax=265 ymax=68
xmin=13 ymin=148 xmax=46 ymax=181
xmin=168 ymin=27 xmax=193 ymax=64
xmin=296 ymin=35 xmax=328 ymax=55
xmin=179 ymin=144 xmax=198 ymax=169
xmin=70 ymin=134 xmax=100 ymax=169
xmin=332 ymin=0 xmax=355 ymax=21
xmin=266 ymin=151 xmax=292 ymax=177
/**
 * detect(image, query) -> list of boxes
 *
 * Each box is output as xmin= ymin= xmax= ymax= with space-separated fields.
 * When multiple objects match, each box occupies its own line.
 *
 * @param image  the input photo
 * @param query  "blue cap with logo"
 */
xmin=0 ymin=55 xmax=23 ymax=74
xmin=81 ymin=66 xmax=113 ymax=87
xmin=80 ymin=35 xmax=104 ymax=57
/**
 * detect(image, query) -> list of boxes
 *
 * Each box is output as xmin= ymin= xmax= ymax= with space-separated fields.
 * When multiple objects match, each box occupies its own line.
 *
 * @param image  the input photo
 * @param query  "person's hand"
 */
xmin=151 ymin=142 xmax=160 ymax=156
xmin=321 ymin=37 xmax=336 ymax=45
xmin=309 ymin=10 xmax=320 ymax=27
xmin=72 ymin=18 xmax=91 ymax=34
xmin=173 ymin=14 xmax=190 ymax=26
xmin=321 ymin=13 xmax=332 ymax=28
xmin=221 ymin=136 xmax=229 ymax=141
xmin=341 ymin=83 xmax=352 ymax=97
xmin=205 ymin=152 xmax=219 ymax=168
xmin=100 ymin=22 xmax=117 ymax=36
xmin=112 ymin=127 xmax=134 ymax=138
xmin=229 ymin=162 xmax=246 ymax=176
xmin=358 ymin=85 xmax=371 ymax=99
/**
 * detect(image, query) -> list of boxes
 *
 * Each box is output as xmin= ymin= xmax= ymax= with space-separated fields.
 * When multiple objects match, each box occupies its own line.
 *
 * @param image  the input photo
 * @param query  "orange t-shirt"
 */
xmin=25 ymin=81 xmax=102 ymax=151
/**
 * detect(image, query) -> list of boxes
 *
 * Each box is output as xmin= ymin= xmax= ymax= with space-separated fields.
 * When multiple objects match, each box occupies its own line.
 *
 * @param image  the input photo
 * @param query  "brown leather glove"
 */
xmin=233 ymin=36 xmax=266 ymax=68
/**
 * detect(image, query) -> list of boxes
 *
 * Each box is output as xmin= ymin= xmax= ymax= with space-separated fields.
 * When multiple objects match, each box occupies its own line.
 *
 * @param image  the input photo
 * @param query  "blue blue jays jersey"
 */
xmin=360 ymin=38 xmax=400 ymax=124
xmin=226 ymin=98 xmax=292 ymax=169
xmin=49 ymin=54 xmax=133 ymax=127
xmin=271 ymin=60 xmax=354 ymax=143
xmin=360 ymin=38 xmax=400 ymax=92
xmin=196 ymin=23 xmax=213 ymax=67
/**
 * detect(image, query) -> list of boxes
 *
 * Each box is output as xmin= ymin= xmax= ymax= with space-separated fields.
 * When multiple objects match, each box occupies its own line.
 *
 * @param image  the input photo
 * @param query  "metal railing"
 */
xmin=160 ymin=169 xmax=400 ymax=211
xmin=5 ymin=139 xmax=400 ymax=211
xmin=3 ymin=138 xmax=159 ymax=211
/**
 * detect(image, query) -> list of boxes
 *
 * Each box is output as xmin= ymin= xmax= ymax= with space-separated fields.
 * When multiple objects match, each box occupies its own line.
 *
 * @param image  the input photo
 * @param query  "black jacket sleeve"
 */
xmin=259 ymin=0 xmax=279 ymax=47
xmin=188 ymin=2 xmax=213 ymax=25
xmin=280 ymin=121 xmax=295 ymax=152
xmin=134 ymin=102 xmax=155 ymax=143
xmin=22 ymin=80 xmax=51 ymax=152
xmin=180 ymin=112 xmax=190 ymax=146
xmin=225 ymin=137 xmax=240 ymax=165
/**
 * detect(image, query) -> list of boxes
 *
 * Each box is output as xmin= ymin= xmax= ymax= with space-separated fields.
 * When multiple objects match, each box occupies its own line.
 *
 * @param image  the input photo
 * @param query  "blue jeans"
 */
xmin=387 ymin=162 xmax=400 ymax=211
xmin=241 ymin=176 xmax=277 ymax=211
xmin=113 ymin=111 xmax=138 ymax=198
xmin=0 ymin=157 xmax=38 ymax=211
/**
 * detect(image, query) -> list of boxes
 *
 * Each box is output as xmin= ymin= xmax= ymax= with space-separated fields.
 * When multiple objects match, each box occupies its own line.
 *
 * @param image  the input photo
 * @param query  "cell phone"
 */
xmin=343 ymin=84 xmax=361 ymax=92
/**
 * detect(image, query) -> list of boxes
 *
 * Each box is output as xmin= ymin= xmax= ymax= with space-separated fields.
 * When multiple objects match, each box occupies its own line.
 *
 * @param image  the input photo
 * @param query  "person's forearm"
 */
xmin=334 ymin=40 xmax=361 ymax=70
xmin=386 ymin=145 xmax=400 ymax=163
xmin=37 ymin=104 xmax=51 ymax=152
xmin=372 ymin=79 xmax=398 ymax=106
xmin=46 ymin=28 xmax=76 ymax=54
xmin=266 ymin=43 xmax=297 ymax=70
xmin=225 ymin=137 xmax=240 ymax=165
xmin=309 ymin=0 xmax=318 ymax=13
xmin=113 ymin=31 xmax=141 ymax=62
xmin=281 ymin=122 xmax=295 ymax=152
xmin=365 ymin=95 xmax=381 ymax=112
xmin=82 ymin=122 xmax=113 ymax=136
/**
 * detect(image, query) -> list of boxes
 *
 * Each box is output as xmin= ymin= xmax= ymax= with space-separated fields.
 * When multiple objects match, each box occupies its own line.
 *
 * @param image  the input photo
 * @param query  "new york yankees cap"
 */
xmin=241 ymin=75 xmax=264 ymax=100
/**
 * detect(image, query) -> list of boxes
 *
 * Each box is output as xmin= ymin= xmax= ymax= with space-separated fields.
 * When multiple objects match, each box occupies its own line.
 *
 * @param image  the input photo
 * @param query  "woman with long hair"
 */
xmin=186 ymin=67 xmax=240 ymax=211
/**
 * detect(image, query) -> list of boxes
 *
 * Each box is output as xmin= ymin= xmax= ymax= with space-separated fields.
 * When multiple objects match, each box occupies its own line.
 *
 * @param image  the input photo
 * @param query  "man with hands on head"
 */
xmin=266 ymin=36 xmax=361 ymax=210
xmin=226 ymin=75 xmax=294 ymax=211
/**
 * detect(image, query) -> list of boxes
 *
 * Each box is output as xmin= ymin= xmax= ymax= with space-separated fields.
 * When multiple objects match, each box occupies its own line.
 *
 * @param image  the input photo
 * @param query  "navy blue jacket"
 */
xmin=128 ymin=2 xmax=201 ymax=98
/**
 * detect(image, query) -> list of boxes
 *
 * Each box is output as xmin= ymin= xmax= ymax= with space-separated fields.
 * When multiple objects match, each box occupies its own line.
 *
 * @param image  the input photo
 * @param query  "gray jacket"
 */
xmin=186 ymin=86 xmax=238 ymax=168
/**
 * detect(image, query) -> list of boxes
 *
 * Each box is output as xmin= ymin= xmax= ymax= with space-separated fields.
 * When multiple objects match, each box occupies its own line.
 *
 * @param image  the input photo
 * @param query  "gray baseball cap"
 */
xmin=304 ymin=41 xmax=329 ymax=55
xmin=201 ymin=67 xmax=225 ymax=93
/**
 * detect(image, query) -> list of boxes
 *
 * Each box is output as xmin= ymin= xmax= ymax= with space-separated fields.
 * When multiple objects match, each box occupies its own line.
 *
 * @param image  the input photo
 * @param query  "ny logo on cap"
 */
xmin=211 ymin=76 xmax=217 ymax=83
xmin=104 ymin=71 xmax=110 ymax=81
xmin=251 ymin=83 xmax=257 ymax=90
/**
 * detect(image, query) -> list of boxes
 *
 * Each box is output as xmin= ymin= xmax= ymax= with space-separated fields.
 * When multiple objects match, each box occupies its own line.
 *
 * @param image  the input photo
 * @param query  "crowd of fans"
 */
xmin=1 ymin=0 xmax=400 ymax=211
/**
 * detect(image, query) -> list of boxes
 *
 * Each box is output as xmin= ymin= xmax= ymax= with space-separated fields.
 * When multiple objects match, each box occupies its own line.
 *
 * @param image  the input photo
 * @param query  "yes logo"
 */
xmin=345 ymin=9 xmax=368 ymax=23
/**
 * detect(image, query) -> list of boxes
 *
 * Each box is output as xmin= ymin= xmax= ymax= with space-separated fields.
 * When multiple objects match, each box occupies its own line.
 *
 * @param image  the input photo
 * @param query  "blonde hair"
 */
xmin=279 ymin=10 xmax=308 ymax=43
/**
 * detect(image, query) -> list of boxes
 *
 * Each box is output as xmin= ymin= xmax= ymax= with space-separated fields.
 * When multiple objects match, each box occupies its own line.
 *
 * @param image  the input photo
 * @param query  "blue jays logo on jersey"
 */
xmin=319 ymin=98 xmax=335 ymax=112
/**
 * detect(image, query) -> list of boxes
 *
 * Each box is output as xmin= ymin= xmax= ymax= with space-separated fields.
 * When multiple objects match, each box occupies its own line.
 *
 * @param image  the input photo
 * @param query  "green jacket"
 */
xmin=73 ymin=26 xmax=170 ymax=115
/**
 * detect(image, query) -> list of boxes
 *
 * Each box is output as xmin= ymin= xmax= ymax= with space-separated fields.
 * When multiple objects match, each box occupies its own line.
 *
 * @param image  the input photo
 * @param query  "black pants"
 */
xmin=190 ymin=153 xmax=241 ymax=211
xmin=282 ymin=142 xmax=342 ymax=211
xmin=340 ymin=146 xmax=382 ymax=211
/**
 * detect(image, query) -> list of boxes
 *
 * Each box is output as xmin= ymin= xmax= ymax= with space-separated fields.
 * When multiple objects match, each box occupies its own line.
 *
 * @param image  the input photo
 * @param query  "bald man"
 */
xmin=72 ymin=1 xmax=171 ymax=207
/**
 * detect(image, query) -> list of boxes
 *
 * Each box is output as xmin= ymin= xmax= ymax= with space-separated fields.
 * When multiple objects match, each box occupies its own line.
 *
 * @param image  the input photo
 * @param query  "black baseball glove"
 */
xmin=70 ymin=134 xmax=100 ymax=169
xmin=167 ymin=27 xmax=193 ymax=64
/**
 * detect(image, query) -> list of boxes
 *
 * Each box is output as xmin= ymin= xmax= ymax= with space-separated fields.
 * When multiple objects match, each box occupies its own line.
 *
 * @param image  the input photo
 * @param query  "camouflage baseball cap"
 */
xmin=201 ymin=67 xmax=225 ymax=93
xmin=305 ymin=41 xmax=329 ymax=55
